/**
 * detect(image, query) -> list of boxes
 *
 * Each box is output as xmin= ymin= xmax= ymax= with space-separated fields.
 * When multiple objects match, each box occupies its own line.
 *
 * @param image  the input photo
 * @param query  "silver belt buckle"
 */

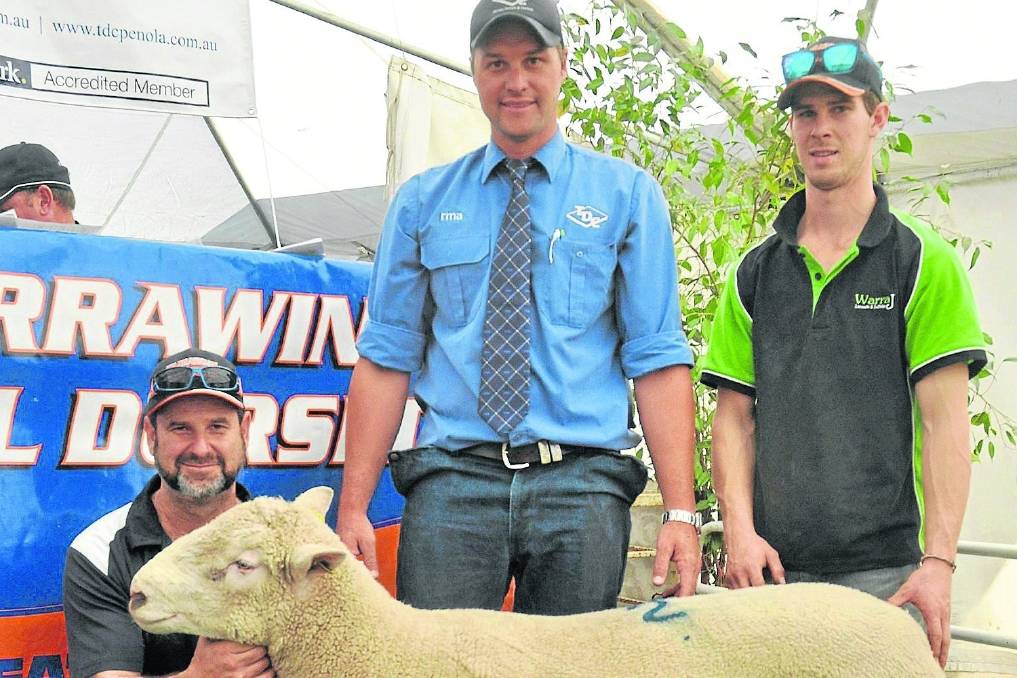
xmin=537 ymin=440 xmax=563 ymax=464
xmin=501 ymin=442 xmax=530 ymax=470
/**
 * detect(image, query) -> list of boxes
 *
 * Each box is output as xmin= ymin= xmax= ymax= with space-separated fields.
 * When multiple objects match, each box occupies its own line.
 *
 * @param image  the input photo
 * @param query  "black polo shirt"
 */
xmin=63 ymin=476 xmax=251 ymax=676
xmin=702 ymin=185 xmax=986 ymax=573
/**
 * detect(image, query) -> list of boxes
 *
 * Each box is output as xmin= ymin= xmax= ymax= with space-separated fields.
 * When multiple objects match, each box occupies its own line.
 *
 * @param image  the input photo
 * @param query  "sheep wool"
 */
xmin=129 ymin=487 xmax=943 ymax=677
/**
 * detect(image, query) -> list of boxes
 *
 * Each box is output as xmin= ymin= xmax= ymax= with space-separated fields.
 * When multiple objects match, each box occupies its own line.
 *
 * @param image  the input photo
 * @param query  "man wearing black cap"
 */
xmin=63 ymin=349 xmax=274 ymax=678
xmin=0 ymin=142 xmax=76 ymax=224
xmin=702 ymin=37 xmax=986 ymax=667
xmin=340 ymin=0 xmax=700 ymax=616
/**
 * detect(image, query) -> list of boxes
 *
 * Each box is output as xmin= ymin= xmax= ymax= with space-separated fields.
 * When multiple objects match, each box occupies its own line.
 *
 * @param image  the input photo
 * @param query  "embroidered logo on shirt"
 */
xmin=853 ymin=292 xmax=895 ymax=310
xmin=566 ymin=205 xmax=608 ymax=229
xmin=492 ymin=0 xmax=531 ymax=7
xmin=440 ymin=211 xmax=464 ymax=222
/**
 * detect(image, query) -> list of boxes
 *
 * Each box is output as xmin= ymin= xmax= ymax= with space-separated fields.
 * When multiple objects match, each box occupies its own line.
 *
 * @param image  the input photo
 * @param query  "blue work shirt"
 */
xmin=357 ymin=131 xmax=693 ymax=451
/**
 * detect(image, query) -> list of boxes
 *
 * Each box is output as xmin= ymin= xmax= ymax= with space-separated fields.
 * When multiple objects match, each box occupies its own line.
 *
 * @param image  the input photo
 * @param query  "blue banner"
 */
xmin=0 ymin=226 xmax=408 ymax=622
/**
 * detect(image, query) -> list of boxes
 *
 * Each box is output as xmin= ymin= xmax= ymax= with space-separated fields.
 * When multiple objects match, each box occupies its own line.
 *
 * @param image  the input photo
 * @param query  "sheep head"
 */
xmin=129 ymin=486 xmax=349 ymax=645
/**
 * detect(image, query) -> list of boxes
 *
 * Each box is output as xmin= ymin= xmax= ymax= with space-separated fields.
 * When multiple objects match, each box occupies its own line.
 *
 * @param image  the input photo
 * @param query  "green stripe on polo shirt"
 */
xmin=894 ymin=210 xmax=987 ymax=377
xmin=701 ymin=260 xmax=755 ymax=389
xmin=912 ymin=401 xmax=927 ymax=552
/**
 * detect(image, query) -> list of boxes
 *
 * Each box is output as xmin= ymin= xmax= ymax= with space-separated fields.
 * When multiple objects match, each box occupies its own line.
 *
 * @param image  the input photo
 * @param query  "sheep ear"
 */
xmin=289 ymin=543 xmax=345 ymax=583
xmin=293 ymin=486 xmax=334 ymax=517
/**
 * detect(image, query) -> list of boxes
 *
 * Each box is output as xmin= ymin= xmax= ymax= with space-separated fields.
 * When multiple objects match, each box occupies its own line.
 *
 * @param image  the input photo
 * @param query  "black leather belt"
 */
xmin=459 ymin=441 xmax=612 ymax=469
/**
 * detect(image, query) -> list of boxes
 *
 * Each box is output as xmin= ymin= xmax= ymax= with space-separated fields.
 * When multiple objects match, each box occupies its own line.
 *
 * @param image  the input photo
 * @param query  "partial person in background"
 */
xmin=338 ymin=0 xmax=701 ymax=616
xmin=0 ymin=142 xmax=76 ymax=223
xmin=702 ymin=36 xmax=986 ymax=668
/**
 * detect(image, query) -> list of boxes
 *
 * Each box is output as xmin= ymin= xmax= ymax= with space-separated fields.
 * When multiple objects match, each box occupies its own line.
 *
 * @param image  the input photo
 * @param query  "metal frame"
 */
xmin=696 ymin=522 xmax=1017 ymax=651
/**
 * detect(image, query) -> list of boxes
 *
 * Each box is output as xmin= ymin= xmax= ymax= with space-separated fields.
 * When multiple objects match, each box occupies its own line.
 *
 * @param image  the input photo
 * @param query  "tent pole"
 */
xmin=266 ymin=0 xmax=470 ymax=76
xmin=203 ymin=116 xmax=279 ymax=248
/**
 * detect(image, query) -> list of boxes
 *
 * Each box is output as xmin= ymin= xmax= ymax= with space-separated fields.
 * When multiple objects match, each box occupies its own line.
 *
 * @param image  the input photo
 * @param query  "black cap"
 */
xmin=145 ymin=349 xmax=245 ymax=416
xmin=0 ymin=142 xmax=72 ymax=205
xmin=777 ymin=37 xmax=883 ymax=110
xmin=470 ymin=0 xmax=563 ymax=50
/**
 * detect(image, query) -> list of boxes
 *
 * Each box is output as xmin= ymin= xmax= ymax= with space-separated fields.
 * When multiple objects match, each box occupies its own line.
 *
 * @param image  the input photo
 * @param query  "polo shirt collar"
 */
xmin=481 ymin=129 xmax=566 ymax=183
xmin=772 ymin=183 xmax=893 ymax=248
xmin=124 ymin=474 xmax=252 ymax=550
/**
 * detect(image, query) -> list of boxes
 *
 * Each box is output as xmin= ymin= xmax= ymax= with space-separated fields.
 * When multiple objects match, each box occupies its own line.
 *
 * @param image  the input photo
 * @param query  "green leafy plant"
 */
xmin=561 ymin=3 xmax=1015 ymax=583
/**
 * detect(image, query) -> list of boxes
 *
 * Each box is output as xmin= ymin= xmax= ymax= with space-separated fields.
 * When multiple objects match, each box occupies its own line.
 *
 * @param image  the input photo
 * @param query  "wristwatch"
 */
xmin=661 ymin=508 xmax=702 ymax=532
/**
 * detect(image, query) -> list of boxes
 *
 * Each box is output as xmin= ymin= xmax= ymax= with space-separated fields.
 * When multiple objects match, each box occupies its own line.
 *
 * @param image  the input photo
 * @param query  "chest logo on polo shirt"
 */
xmin=566 ymin=205 xmax=608 ymax=229
xmin=853 ymin=292 xmax=896 ymax=310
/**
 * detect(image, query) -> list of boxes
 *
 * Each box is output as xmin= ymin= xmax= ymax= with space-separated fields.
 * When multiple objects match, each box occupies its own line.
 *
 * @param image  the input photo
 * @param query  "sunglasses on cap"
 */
xmin=152 ymin=365 xmax=241 ymax=394
xmin=782 ymin=42 xmax=875 ymax=84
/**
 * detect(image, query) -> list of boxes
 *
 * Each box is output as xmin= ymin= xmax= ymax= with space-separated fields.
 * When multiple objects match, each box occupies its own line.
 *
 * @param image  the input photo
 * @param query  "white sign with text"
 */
xmin=0 ymin=0 xmax=255 ymax=116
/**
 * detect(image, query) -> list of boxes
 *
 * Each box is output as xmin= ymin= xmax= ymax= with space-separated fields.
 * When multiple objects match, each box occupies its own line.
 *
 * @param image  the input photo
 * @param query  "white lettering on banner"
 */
xmin=114 ymin=283 xmax=190 ymax=356
xmin=244 ymin=393 xmax=279 ymax=466
xmin=306 ymin=295 xmax=359 ymax=367
xmin=0 ymin=272 xmax=46 ymax=353
xmin=0 ymin=268 xmax=398 ymax=468
xmin=329 ymin=397 xmax=420 ymax=465
xmin=40 ymin=276 xmax=121 ymax=356
xmin=0 ymin=387 xmax=422 ymax=468
xmin=276 ymin=293 xmax=317 ymax=364
xmin=0 ymin=271 xmax=365 ymax=366
xmin=0 ymin=387 xmax=42 ymax=465
xmin=196 ymin=287 xmax=291 ymax=364
xmin=61 ymin=389 xmax=142 ymax=466
xmin=276 ymin=395 xmax=340 ymax=465
xmin=1 ymin=57 xmax=27 ymax=84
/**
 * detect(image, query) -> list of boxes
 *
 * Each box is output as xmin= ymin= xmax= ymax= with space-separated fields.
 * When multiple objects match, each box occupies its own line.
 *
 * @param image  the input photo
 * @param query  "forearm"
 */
xmin=711 ymin=388 xmax=757 ymax=533
xmin=917 ymin=363 xmax=972 ymax=561
xmin=339 ymin=357 xmax=411 ymax=515
xmin=633 ymin=365 xmax=696 ymax=510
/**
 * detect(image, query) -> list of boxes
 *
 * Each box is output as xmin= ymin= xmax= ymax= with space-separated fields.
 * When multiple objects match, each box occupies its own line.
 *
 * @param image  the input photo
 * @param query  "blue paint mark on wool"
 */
xmin=640 ymin=599 xmax=689 ymax=624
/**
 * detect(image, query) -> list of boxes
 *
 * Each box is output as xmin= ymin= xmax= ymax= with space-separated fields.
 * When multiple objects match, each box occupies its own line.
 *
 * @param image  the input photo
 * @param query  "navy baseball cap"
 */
xmin=470 ymin=0 xmax=563 ymax=49
xmin=0 ymin=142 xmax=72 ymax=205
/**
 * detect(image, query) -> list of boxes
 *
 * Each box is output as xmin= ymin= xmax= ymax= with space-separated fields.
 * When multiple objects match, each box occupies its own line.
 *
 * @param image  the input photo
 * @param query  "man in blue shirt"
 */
xmin=338 ymin=0 xmax=699 ymax=615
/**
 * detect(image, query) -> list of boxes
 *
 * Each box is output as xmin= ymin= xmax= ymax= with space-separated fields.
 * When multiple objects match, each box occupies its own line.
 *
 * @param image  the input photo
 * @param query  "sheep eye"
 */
xmin=235 ymin=559 xmax=256 ymax=572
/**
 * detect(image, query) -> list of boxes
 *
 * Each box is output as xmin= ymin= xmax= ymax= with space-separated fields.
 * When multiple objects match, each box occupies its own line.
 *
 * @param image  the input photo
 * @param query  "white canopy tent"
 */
xmin=4 ymin=0 xmax=1017 ymax=253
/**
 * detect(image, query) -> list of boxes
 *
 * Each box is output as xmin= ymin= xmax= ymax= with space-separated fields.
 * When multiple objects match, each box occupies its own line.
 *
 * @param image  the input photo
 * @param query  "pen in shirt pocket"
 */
xmin=548 ymin=228 xmax=565 ymax=264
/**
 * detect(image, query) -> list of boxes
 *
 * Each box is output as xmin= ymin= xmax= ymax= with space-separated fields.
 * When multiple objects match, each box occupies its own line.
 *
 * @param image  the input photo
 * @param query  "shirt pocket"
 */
xmin=544 ymin=238 xmax=617 ymax=329
xmin=420 ymin=234 xmax=490 ymax=328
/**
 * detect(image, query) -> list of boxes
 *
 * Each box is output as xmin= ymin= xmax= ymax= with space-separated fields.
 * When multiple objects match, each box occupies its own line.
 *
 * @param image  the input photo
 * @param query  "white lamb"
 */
xmin=129 ymin=487 xmax=942 ymax=677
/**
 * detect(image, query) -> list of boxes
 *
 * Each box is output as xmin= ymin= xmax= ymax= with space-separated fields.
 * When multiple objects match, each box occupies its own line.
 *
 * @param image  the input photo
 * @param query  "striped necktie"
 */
xmin=478 ymin=158 xmax=533 ymax=435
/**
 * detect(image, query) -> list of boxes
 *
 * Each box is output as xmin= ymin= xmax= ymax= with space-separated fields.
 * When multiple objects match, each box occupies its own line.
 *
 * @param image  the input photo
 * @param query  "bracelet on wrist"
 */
xmin=919 ymin=554 xmax=957 ymax=572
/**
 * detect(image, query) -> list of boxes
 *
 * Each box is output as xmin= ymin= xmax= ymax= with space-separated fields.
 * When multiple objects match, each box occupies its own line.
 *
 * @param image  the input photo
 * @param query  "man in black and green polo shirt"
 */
xmin=701 ymin=37 xmax=985 ymax=669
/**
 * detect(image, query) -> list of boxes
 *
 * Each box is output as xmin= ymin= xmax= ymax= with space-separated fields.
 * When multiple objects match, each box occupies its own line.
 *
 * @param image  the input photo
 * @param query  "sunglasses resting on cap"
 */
xmin=776 ymin=37 xmax=883 ymax=109
xmin=145 ymin=349 xmax=245 ymax=415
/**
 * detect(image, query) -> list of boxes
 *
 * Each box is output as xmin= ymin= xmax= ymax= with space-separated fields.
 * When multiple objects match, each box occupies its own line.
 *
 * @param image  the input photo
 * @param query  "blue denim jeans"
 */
xmin=784 ymin=564 xmax=923 ymax=626
xmin=389 ymin=446 xmax=648 ymax=615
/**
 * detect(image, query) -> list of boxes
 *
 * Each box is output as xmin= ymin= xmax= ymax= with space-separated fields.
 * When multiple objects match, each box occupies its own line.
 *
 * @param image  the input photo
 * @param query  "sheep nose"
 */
xmin=129 ymin=591 xmax=148 ymax=611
